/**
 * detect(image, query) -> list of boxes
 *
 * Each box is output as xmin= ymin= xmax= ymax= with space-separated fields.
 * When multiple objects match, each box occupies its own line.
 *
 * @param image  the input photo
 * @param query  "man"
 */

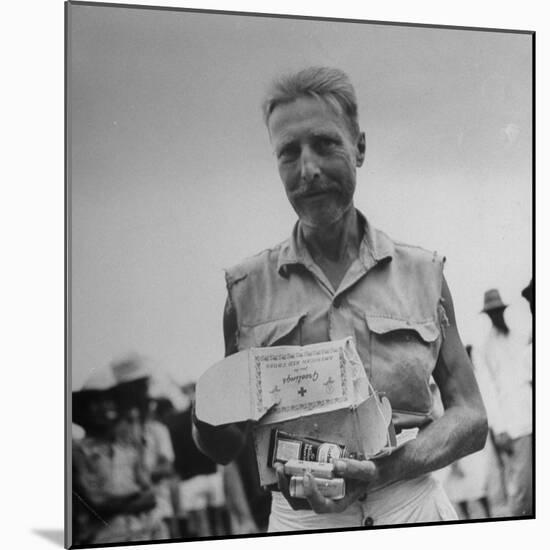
xmin=481 ymin=287 xmax=533 ymax=516
xmin=193 ymin=67 xmax=487 ymax=530
xmin=518 ymin=279 xmax=533 ymax=514
xmin=168 ymin=383 xmax=229 ymax=537
xmin=72 ymin=369 xmax=164 ymax=544
xmin=111 ymin=356 xmax=175 ymax=537
xmin=441 ymin=345 xmax=492 ymax=520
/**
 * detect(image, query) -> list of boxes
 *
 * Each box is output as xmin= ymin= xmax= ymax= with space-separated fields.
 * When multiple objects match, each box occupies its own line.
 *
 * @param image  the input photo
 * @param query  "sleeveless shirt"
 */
xmin=225 ymin=212 xmax=447 ymax=429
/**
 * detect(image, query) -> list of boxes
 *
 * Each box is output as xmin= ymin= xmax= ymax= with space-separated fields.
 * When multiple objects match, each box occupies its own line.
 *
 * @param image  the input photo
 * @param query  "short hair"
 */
xmin=262 ymin=66 xmax=360 ymax=138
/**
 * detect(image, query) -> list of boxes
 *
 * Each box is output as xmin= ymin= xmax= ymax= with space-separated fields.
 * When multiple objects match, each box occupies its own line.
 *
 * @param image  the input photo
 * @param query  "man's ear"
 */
xmin=356 ymin=132 xmax=366 ymax=167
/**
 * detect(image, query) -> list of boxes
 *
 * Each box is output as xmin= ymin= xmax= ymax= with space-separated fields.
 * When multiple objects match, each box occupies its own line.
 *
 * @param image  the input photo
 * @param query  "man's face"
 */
xmin=87 ymin=394 xmax=117 ymax=431
xmin=268 ymin=96 xmax=365 ymax=228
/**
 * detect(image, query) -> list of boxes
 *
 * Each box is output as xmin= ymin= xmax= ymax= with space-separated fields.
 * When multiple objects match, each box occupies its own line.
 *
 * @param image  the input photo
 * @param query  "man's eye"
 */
xmin=317 ymin=138 xmax=338 ymax=151
xmin=278 ymin=146 xmax=299 ymax=161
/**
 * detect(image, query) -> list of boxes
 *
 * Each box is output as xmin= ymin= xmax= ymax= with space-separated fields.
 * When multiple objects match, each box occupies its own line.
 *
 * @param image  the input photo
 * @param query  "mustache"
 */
xmin=293 ymin=185 xmax=336 ymax=199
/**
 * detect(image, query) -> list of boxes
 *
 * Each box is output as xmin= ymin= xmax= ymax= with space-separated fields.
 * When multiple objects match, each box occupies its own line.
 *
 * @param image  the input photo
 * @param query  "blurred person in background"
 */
xmin=513 ymin=279 xmax=533 ymax=514
xmin=111 ymin=356 xmax=176 ymax=538
xmin=232 ymin=442 xmax=272 ymax=533
xmin=442 ymin=345 xmax=492 ymax=519
xmin=72 ymin=370 xmax=164 ymax=544
xmin=223 ymin=461 xmax=260 ymax=535
xmin=481 ymin=288 xmax=533 ymax=516
xmin=159 ymin=387 xmax=261 ymax=536
xmin=154 ymin=397 xmax=177 ymax=426
xmin=166 ymin=382 xmax=229 ymax=537
xmin=151 ymin=397 xmax=183 ymax=536
xmin=521 ymin=280 xmax=533 ymax=377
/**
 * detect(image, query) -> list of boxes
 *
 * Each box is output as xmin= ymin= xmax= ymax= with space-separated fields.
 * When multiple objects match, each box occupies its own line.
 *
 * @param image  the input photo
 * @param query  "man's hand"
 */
xmin=274 ymin=462 xmax=313 ymax=510
xmin=125 ymin=489 xmax=157 ymax=514
xmin=275 ymin=461 xmax=371 ymax=514
xmin=332 ymin=458 xmax=378 ymax=485
xmin=302 ymin=473 xmax=369 ymax=514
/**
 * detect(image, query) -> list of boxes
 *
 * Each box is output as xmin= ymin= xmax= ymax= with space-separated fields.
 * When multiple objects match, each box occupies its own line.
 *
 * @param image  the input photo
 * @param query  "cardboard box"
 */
xmin=195 ymin=338 xmax=394 ymax=486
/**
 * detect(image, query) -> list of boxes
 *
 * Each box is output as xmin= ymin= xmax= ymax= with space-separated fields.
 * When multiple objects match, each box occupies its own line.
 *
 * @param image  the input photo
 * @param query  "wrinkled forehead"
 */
xmin=267 ymin=94 xmax=355 ymax=138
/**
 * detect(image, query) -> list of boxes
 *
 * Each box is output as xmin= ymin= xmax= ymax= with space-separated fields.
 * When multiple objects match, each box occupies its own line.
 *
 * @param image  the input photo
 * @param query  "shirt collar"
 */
xmin=277 ymin=209 xmax=394 ymax=277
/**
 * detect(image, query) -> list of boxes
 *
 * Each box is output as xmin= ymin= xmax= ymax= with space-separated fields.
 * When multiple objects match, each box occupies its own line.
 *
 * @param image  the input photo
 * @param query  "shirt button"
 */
xmin=333 ymin=296 xmax=342 ymax=308
xmin=364 ymin=516 xmax=374 ymax=526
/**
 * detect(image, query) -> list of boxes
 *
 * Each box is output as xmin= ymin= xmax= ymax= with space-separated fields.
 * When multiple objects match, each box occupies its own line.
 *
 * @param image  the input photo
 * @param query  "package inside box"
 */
xmin=253 ymin=392 xmax=393 ymax=486
xmin=196 ymin=337 xmax=395 ymax=486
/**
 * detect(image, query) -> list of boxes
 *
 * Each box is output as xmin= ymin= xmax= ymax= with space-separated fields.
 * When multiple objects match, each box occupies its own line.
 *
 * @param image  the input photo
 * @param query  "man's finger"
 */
xmin=303 ymin=473 xmax=367 ymax=514
xmin=274 ymin=462 xmax=311 ymax=511
xmin=302 ymin=472 xmax=335 ymax=513
xmin=333 ymin=458 xmax=378 ymax=483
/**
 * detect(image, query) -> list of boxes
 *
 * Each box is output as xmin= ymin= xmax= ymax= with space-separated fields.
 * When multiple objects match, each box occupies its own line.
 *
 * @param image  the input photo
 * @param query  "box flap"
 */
xmin=195 ymin=350 xmax=253 ymax=425
xmin=195 ymin=338 xmax=374 ymax=428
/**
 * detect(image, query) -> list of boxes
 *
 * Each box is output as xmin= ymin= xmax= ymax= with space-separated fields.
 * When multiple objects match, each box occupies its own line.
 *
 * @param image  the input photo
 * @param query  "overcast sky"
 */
xmin=68 ymin=4 xmax=532 ymax=390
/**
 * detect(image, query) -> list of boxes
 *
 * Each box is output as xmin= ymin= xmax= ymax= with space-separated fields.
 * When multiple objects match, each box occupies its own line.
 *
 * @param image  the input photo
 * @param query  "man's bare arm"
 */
xmin=306 ymin=276 xmax=488 ymax=511
xmin=375 ymin=277 xmax=487 ymax=481
xmin=192 ymin=295 xmax=250 ymax=465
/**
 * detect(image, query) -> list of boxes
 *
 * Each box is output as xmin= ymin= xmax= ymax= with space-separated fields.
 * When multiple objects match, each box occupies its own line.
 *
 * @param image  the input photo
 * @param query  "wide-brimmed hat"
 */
xmin=72 ymin=367 xmax=117 ymax=427
xmin=481 ymin=288 xmax=508 ymax=313
xmin=72 ymin=366 xmax=117 ymax=396
xmin=82 ymin=366 xmax=117 ymax=391
xmin=521 ymin=279 xmax=533 ymax=303
xmin=111 ymin=354 xmax=152 ymax=385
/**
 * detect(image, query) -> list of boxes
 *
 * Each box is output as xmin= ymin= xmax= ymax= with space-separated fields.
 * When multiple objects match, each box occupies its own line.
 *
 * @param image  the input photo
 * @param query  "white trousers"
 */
xmin=268 ymin=474 xmax=457 ymax=532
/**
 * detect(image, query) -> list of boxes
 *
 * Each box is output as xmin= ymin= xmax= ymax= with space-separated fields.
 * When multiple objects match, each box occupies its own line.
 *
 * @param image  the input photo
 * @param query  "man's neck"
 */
xmin=301 ymin=207 xmax=361 ymax=263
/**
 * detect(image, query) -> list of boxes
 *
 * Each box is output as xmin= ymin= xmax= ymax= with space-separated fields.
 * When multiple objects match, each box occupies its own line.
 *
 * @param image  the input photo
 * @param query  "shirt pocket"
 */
xmin=245 ymin=312 xmax=307 ymax=348
xmin=364 ymin=314 xmax=440 ymax=418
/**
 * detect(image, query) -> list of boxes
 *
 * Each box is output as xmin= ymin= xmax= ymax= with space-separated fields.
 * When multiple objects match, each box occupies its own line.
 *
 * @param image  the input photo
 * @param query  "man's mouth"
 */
xmin=298 ymin=189 xmax=332 ymax=199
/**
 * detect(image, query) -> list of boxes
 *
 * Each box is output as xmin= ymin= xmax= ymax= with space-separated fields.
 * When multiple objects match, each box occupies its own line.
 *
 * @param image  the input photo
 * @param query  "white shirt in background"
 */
xmin=481 ymin=327 xmax=532 ymax=439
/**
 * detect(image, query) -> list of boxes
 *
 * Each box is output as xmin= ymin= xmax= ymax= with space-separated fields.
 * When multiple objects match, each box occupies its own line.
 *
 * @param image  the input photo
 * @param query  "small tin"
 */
xmin=289 ymin=476 xmax=346 ymax=500
xmin=316 ymin=442 xmax=345 ymax=463
xmin=284 ymin=459 xmax=335 ymax=479
xmin=269 ymin=429 xmax=347 ymax=467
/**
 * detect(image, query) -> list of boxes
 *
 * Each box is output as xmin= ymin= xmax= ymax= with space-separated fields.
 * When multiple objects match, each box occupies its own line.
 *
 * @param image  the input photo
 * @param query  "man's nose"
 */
xmin=300 ymin=147 xmax=321 ymax=182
